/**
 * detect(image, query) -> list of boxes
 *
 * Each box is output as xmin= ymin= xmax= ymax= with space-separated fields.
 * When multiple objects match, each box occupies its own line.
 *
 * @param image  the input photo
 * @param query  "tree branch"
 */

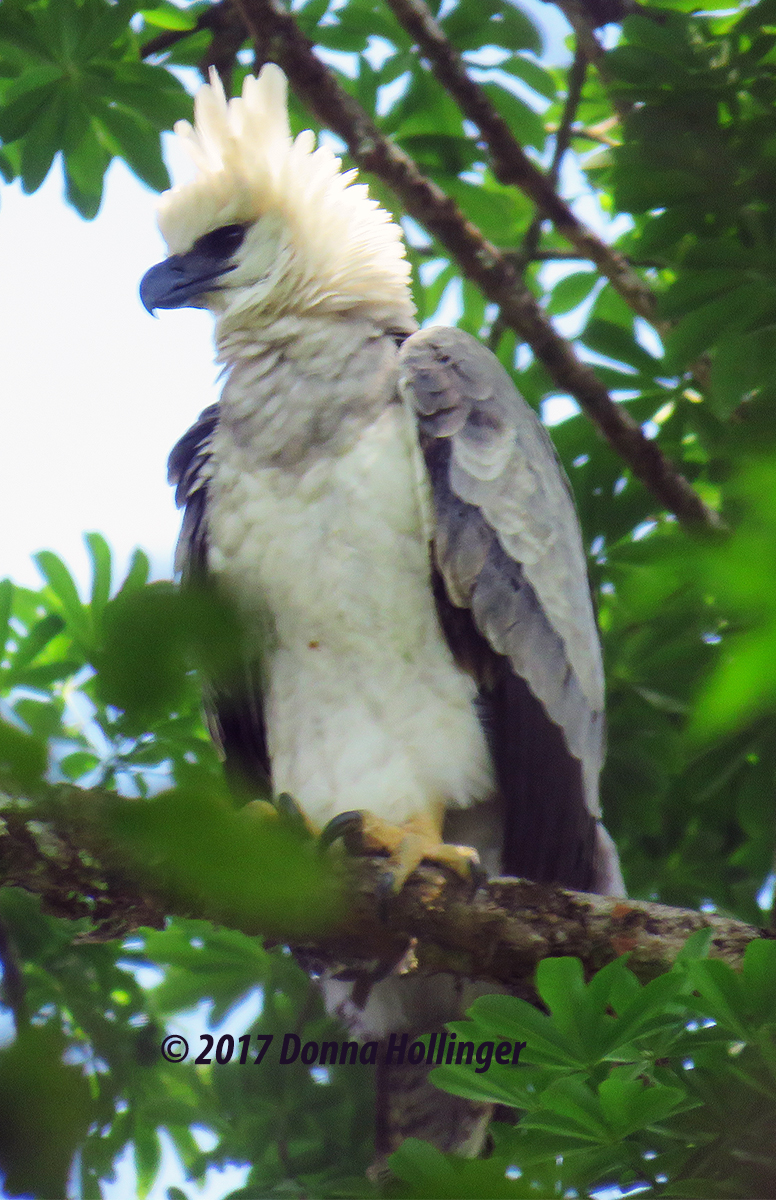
xmin=141 ymin=0 xmax=247 ymax=88
xmin=382 ymin=0 xmax=657 ymax=324
xmin=522 ymin=44 xmax=587 ymax=261
xmin=299 ymin=862 xmax=768 ymax=987
xmin=0 ymin=790 xmax=767 ymax=982
xmin=228 ymin=0 xmax=719 ymax=530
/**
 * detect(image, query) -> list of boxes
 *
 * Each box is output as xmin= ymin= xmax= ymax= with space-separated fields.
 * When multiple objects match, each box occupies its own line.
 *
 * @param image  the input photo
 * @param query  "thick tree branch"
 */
xmin=382 ymin=0 xmax=657 ymax=323
xmin=298 ymin=863 xmax=768 ymax=986
xmin=0 ymin=790 xmax=767 ymax=982
xmin=228 ymin=0 xmax=719 ymax=530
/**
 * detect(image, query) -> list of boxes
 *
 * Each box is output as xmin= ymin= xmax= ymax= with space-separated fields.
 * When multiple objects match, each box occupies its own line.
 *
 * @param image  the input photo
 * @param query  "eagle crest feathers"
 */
xmin=157 ymin=65 xmax=414 ymax=324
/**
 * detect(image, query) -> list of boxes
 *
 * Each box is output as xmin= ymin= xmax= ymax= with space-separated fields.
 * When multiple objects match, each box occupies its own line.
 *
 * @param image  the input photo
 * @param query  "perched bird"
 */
xmin=141 ymin=64 xmax=624 ymax=1161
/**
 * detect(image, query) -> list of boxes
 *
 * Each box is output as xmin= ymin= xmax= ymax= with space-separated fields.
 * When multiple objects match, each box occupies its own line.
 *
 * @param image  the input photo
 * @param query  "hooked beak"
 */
xmin=139 ymin=251 xmax=236 ymax=314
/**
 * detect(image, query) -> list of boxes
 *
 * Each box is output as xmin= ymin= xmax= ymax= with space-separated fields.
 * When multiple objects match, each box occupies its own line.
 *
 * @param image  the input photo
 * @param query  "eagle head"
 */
xmin=140 ymin=65 xmax=415 ymax=334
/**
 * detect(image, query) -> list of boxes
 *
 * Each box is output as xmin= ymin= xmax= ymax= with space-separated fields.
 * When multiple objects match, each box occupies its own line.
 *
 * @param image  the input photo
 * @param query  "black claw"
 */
xmin=468 ymin=859 xmax=488 ymax=895
xmin=375 ymin=869 xmax=397 ymax=922
xmin=275 ymin=792 xmax=308 ymax=833
xmin=319 ymin=810 xmax=365 ymax=854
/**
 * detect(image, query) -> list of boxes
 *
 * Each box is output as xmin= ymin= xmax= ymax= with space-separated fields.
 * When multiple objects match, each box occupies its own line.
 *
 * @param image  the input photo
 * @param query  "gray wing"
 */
xmin=168 ymin=407 xmax=271 ymax=794
xmin=398 ymin=326 xmax=623 ymax=894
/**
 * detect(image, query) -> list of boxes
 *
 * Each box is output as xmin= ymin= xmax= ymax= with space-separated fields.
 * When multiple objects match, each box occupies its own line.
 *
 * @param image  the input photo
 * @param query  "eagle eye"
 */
xmin=195 ymin=224 xmax=247 ymax=261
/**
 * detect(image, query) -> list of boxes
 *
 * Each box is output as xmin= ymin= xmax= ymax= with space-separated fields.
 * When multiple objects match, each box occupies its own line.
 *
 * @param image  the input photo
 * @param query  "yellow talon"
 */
xmin=321 ymin=809 xmax=482 ymax=893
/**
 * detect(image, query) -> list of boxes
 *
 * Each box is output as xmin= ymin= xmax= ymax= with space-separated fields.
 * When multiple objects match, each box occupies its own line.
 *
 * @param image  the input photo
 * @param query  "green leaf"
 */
xmin=110 ymin=786 xmax=344 ymax=940
xmin=134 ymin=1127 xmax=162 ymax=1198
xmin=528 ymin=1076 xmax=610 ymax=1141
xmin=582 ymin=317 xmax=657 ymax=374
xmin=75 ymin=0 xmax=138 ymax=60
xmin=441 ymin=174 xmax=531 ymax=245
xmin=0 ymin=718 xmax=48 ymax=790
xmin=663 ymin=283 xmax=776 ymax=370
xmin=62 ymin=120 xmax=108 ymax=218
xmin=0 ymin=146 xmax=18 ymax=182
xmin=140 ymin=5 xmax=197 ymax=32
xmin=0 ymin=1024 xmax=92 ymax=1200
xmin=481 ymin=81 xmax=546 ymax=148
xmin=500 ymin=54 xmax=557 ymax=100
xmin=600 ymin=971 xmax=687 ymax=1053
xmin=687 ymin=959 xmax=748 ymax=1038
xmin=18 ymin=88 xmax=64 ymax=192
xmin=7 ymin=613 xmax=65 ymax=673
xmin=10 ymin=661 xmax=82 ymax=689
xmin=14 ymin=695 xmax=63 ymax=740
xmin=598 ymin=1070 xmax=688 ymax=1137
xmin=676 ymin=927 xmax=715 ymax=961
xmin=85 ymin=532 xmax=112 ymax=618
xmin=462 ymin=993 xmax=586 ymax=1067
xmin=442 ymin=0 xmax=541 ymax=54
xmin=0 ymin=579 xmax=14 ymax=665
xmin=0 ymin=75 xmax=59 ymax=142
xmin=116 ymin=548 xmax=151 ymax=597
xmin=659 ymin=269 xmax=749 ymax=321
xmin=485 ymin=5 xmax=543 ymax=55
xmin=622 ymin=12 xmax=691 ymax=60
xmin=388 ymin=1136 xmax=547 ymax=1197
xmin=108 ymin=62 xmax=192 ymax=127
xmin=547 ymin=270 xmax=598 ymax=315
xmin=58 ymin=750 xmax=101 ymax=780
xmin=35 ymin=550 xmax=91 ymax=644
xmin=710 ymin=326 xmax=776 ymax=417
xmin=534 ymin=957 xmax=590 ymax=1049
xmin=294 ymin=0 xmax=331 ymax=29
xmin=93 ymin=102 xmax=170 ymax=191
xmin=740 ymin=939 xmax=776 ymax=1020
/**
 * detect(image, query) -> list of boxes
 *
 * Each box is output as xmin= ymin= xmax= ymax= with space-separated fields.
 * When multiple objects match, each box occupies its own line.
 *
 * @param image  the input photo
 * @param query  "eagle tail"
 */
xmin=372 ymin=1054 xmax=491 ymax=1177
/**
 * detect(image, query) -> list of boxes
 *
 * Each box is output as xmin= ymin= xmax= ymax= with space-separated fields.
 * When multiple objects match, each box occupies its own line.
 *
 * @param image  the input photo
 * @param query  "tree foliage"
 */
xmin=1 ymin=0 xmax=776 ymax=1196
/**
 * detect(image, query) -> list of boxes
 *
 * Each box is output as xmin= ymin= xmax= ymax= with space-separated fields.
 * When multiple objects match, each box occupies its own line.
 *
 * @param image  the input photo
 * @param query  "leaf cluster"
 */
xmin=0 ymin=0 xmax=190 ymax=215
xmin=391 ymin=944 xmax=776 ymax=1199
xmin=0 ymin=544 xmax=372 ymax=1198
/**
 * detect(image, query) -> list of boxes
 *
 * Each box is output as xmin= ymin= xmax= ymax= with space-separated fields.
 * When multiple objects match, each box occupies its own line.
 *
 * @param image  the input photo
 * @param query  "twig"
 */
xmin=552 ymin=0 xmax=607 ymax=63
xmin=381 ymin=0 xmax=657 ymax=323
xmin=551 ymin=49 xmax=588 ymax=187
xmin=140 ymin=25 xmax=193 ymax=58
xmin=523 ymin=44 xmax=587 ymax=260
xmin=140 ymin=0 xmax=244 ymax=83
xmin=567 ymin=121 xmax=620 ymax=147
xmin=230 ymin=0 xmax=719 ymax=530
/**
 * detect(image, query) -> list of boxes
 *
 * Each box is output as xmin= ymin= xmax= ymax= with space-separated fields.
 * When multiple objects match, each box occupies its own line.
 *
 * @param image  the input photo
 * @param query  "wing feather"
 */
xmin=399 ymin=327 xmax=623 ymax=893
xmin=168 ymin=406 xmax=271 ymax=793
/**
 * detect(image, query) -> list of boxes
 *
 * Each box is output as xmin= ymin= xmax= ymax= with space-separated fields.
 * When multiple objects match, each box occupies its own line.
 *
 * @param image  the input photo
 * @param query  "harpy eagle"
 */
xmin=141 ymin=64 xmax=624 ymax=1157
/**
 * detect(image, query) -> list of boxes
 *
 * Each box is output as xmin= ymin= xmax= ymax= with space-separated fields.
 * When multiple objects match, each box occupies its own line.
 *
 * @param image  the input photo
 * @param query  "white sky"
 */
xmin=1 ymin=142 xmax=220 ymax=593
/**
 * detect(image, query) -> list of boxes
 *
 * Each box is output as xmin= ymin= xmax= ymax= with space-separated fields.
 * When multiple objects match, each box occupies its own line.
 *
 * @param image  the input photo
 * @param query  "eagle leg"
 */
xmin=319 ymin=810 xmax=484 ymax=894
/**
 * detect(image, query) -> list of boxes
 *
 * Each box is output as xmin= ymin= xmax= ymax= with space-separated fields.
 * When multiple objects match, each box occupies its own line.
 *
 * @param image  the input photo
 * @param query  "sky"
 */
xmin=1 ymin=142 xmax=220 ymax=594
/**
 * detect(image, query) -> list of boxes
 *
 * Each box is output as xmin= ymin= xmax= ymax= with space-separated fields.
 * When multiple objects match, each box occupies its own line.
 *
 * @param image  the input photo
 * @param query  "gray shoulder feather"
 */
xmin=398 ymin=326 xmax=605 ymax=817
